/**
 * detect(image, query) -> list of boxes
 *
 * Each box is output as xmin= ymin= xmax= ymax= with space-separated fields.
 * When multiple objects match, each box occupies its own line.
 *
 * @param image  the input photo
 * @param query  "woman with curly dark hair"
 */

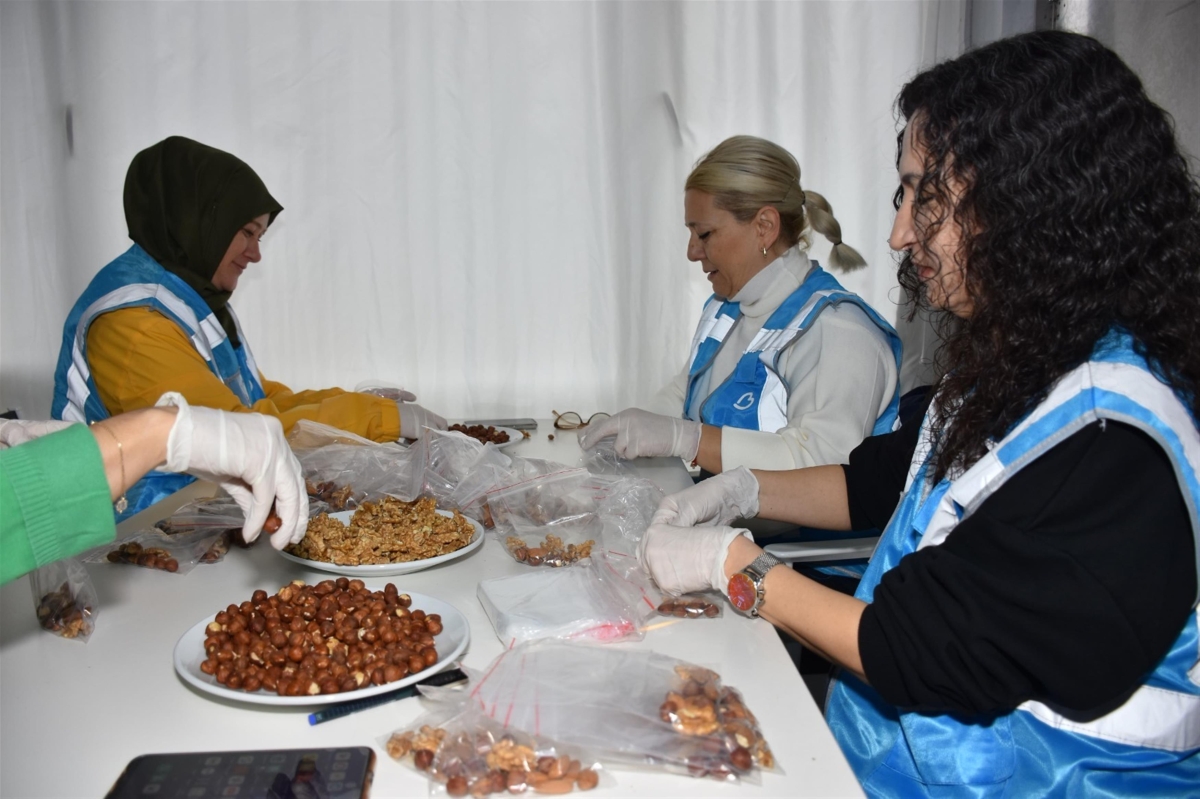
xmin=638 ymin=30 xmax=1200 ymax=795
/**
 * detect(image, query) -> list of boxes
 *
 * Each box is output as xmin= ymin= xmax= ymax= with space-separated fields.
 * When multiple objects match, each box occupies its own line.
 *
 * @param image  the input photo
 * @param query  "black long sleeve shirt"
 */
xmin=844 ymin=401 xmax=1197 ymax=718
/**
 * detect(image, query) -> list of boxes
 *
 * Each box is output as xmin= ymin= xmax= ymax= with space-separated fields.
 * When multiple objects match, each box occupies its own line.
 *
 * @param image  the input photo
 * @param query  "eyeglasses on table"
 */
xmin=551 ymin=410 xmax=611 ymax=430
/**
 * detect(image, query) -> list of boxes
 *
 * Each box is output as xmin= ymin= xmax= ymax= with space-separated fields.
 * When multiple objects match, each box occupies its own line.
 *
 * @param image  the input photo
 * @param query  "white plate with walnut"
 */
xmin=173 ymin=581 xmax=469 ymax=706
xmin=280 ymin=498 xmax=484 ymax=577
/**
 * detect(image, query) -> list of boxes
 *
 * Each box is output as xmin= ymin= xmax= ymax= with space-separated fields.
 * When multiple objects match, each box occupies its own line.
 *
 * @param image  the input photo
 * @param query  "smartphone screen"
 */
xmin=105 ymin=746 xmax=374 ymax=799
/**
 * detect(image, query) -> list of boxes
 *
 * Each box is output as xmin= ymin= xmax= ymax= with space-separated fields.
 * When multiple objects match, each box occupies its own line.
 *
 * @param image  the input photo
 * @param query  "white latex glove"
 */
xmin=639 ymin=522 xmax=751 ymax=596
xmin=156 ymin=393 xmax=308 ymax=550
xmin=577 ymin=408 xmax=701 ymax=461
xmin=0 ymin=419 xmax=78 ymax=449
xmin=397 ymin=402 xmax=448 ymax=440
xmin=652 ymin=466 xmax=760 ymax=528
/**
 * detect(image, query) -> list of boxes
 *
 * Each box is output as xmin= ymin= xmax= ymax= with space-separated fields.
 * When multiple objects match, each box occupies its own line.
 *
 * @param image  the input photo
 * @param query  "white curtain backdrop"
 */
xmin=1 ymin=0 xmax=961 ymax=423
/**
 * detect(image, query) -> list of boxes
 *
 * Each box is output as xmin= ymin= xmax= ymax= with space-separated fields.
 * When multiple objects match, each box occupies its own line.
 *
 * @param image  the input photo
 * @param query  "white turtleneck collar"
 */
xmin=730 ymin=247 xmax=814 ymax=319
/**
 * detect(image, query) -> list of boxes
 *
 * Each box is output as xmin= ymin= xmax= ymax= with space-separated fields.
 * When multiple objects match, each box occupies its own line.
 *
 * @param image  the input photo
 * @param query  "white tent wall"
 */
xmin=2 ymin=1 xmax=957 ymax=423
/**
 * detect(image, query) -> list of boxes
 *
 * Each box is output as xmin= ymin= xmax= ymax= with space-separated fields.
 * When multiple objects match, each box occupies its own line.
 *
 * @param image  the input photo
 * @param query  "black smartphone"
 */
xmin=105 ymin=746 xmax=374 ymax=799
xmin=463 ymin=418 xmax=538 ymax=431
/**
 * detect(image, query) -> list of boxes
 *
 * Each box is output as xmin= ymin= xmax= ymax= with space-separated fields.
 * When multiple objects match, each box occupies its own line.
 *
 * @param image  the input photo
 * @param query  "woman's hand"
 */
xmin=638 ymin=522 xmax=751 ymax=595
xmin=652 ymin=466 xmax=760 ymax=527
xmin=578 ymin=408 xmax=701 ymax=461
xmin=156 ymin=393 xmax=307 ymax=549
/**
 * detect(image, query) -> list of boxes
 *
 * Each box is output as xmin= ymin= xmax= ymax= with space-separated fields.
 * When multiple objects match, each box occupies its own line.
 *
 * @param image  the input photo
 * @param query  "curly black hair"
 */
xmin=895 ymin=30 xmax=1200 ymax=482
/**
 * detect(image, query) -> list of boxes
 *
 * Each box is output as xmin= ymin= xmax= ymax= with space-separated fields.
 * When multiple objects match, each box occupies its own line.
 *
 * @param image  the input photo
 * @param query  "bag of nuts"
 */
xmin=448 ymin=640 xmax=778 ymax=783
xmin=83 ymin=527 xmax=217 ymax=575
xmin=382 ymin=705 xmax=608 ymax=796
xmin=29 ymin=558 xmax=98 ymax=642
xmin=487 ymin=470 xmax=607 ymax=568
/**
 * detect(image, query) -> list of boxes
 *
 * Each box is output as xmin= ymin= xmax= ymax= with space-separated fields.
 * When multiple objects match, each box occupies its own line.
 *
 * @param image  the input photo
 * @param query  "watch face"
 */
xmin=728 ymin=572 xmax=756 ymax=612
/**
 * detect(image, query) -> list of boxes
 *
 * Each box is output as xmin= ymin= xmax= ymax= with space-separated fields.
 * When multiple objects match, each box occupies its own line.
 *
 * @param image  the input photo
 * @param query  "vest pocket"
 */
xmin=885 ymin=711 xmax=1016 ymax=787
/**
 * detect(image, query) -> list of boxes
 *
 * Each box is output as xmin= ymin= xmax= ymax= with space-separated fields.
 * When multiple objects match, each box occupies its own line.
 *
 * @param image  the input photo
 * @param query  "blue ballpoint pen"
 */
xmin=308 ymin=667 xmax=467 ymax=726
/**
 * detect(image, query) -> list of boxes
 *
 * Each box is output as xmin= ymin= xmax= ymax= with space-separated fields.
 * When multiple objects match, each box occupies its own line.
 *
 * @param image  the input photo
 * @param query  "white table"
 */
xmin=0 ymin=422 xmax=862 ymax=797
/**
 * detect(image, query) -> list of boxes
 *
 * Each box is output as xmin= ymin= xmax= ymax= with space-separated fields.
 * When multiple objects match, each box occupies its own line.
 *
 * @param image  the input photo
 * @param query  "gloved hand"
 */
xmin=397 ymin=402 xmax=448 ymax=440
xmin=578 ymin=408 xmax=701 ymax=461
xmin=639 ymin=522 xmax=751 ymax=596
xmin=0 ymin=419 xmax=78 ymax=449
xmin=652 ymin=466 xmax=760 ymax=528
xmin=156 ymin=393 xmax=308 ymax=550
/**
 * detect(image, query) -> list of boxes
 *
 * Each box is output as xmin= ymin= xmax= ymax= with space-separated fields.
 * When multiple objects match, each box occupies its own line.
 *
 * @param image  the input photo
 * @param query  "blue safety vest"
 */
xmin=826 ymin=329 xmax=1200 ymax=797
xmin=683 ymin=264 xmax=902 ymax=436
xmin=51 ymin=244 xmax=266 ymax=520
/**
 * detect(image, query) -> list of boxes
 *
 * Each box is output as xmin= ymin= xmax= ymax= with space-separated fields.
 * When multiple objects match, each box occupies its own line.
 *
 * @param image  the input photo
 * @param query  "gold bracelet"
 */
xmin=93 ymin=423 xmax=129 ymax=514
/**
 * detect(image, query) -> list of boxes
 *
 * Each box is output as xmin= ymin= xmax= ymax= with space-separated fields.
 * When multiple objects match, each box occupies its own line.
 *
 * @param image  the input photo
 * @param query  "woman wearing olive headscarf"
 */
xmin=51 ymin=137 xmax=445 ymax=518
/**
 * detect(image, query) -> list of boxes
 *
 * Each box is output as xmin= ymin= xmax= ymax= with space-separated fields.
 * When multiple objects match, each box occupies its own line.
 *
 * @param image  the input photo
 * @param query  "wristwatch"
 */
xmin=728 ymin=551 xmax=785 ymax=617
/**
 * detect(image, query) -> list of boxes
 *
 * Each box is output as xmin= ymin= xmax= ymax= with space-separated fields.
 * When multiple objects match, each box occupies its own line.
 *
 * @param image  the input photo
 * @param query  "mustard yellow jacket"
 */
xmin=86 ymin=307 xmax=402 ymax=440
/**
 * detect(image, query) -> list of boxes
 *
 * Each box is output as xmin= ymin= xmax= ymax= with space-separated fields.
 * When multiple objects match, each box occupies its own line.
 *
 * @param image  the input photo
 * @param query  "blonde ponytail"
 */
xmin=804 ymin=190 xmax=867 ymax=271
xmin=687 ymin=136 xmax=866 ymax=272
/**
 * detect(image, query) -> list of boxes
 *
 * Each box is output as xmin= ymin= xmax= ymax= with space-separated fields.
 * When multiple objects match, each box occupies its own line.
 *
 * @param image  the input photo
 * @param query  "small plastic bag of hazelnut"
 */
xmin=380 ymin=706 xmax=609 ymax=795
xmin=656 ymin=593 xmax=723 ymax=620
xmin=83 ymin=527 xmax=214 ymax=575
xmin=29 ymin=558 xmax=97 ymax=642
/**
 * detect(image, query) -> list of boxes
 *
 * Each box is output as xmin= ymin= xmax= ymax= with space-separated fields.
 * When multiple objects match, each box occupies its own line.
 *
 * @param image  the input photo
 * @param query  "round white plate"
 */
xmin=173 ymin=589 xmax=469 ymax=706
xmin=279 ymin=509 xmax=484 ymax=577
xmin=490 ymin=426 xmax=524 ymax=449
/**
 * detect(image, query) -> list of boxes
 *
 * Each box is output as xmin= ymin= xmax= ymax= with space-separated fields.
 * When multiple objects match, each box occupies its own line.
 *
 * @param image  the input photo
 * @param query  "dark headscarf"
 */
xmin=123 ymin=136 xmax=282 ymax=348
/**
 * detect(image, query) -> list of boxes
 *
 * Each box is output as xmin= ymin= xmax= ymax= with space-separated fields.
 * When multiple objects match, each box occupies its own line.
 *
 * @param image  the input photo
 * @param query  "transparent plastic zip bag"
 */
xmin=580 ymin=437 xmax=639 ymax=477
xmin=30 ymin=558 xmax=97 ymax=642
xmin=486 ymin=469 xmax=605 ymax=567
xmin=82 ymin=526 xmax=220 ymax=575
xmin=381 ymin=703 xmax=608 ymax=796
xmin=289 ymin=421 xmax=415 ymax=509
xmin=406 ymin=429 xmax=530 ymax=524
xmin=156 ymin=495 xmax=331 ymax=562
xmin=477 ymin=559 xmax=642 ymax=646
xmin=460 ymin=640 xmax=778 ymax=783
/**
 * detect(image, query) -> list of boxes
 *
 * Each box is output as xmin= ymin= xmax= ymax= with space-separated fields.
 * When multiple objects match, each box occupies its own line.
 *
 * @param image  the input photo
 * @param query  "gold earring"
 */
xmin=762 ymin=246 xmax=768 ymax=257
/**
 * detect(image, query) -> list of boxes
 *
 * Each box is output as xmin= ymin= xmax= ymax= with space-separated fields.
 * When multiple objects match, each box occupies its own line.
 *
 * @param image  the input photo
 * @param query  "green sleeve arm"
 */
xmin=0 ymin=425 xmax=116 ymax=585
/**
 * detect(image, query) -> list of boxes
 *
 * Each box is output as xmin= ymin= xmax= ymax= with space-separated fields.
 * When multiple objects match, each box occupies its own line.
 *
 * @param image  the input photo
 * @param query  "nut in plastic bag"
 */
xmin=460 ymin=640 xmax=778 ymax=782
xmin=30 ymin=558 xmax=97 ymax=642
xmin=382 ymin=705 xmax=607 ymax=795
xmin=84 ymin=526 xmax=219 ymax=575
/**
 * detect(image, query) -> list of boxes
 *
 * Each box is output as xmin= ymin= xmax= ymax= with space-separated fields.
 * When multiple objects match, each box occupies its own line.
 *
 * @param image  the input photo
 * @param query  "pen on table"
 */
xmin=308 ymin=667 xmax=467 ymax=726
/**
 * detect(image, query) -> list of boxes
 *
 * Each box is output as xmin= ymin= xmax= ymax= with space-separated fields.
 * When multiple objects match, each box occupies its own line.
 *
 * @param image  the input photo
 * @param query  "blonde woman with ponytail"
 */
xmin=582 ymin=135 xmax=901 ymax=480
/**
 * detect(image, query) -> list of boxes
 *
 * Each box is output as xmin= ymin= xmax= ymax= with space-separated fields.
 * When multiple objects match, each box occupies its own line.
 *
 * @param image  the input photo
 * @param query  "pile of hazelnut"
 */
xmin=448 ymin=424 xmax=512 ymax=445
xmin=105 ymin=541 xmax=180 ymax=572
xmin=200 ymin=578 xmax=442 ymax=696
xmin=505 ymin=534 xmax=594 ymax=567
xmin=36 ymin=582 xmax=93 ymax=639
xmin=387 ymin=724 xmax=599 ymax=795
xmin=658 ymin=665 xmax=775 ymax=779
